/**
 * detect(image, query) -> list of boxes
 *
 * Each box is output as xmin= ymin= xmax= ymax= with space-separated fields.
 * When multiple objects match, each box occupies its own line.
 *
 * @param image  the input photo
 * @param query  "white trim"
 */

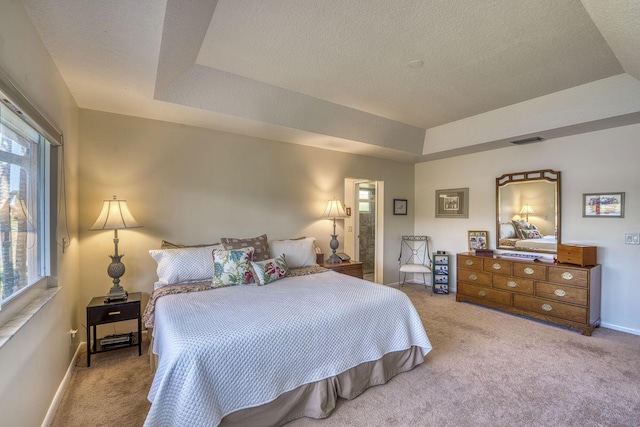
xmin=599 ymin=322 xmax=640 ymax=337
xmin=0 ymin=287 xmax=60 ymax=349
xmin=41 ymin=342 xmax=84 ymax=427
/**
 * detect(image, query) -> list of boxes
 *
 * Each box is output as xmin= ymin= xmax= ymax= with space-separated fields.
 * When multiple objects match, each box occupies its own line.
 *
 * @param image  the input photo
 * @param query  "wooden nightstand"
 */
xmin=86 ymin=292 xmax=142 ymax=367
xmin=321 ymin=261 xmax=364 ymax=279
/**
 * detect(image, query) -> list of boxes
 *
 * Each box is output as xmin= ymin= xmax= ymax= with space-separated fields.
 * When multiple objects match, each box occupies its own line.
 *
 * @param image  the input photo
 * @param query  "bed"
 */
xmin=499 ymin=221 xmax=557 ymax=251
xmin=514 ymin=234 xmax=557 ymax=250
xmin=143 ymin=239 xmax=432 ymax=427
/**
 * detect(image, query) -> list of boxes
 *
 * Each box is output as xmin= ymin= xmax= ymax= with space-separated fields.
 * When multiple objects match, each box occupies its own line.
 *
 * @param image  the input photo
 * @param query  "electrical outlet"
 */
xmin=69 ymin=329 xmax=78 ymax=347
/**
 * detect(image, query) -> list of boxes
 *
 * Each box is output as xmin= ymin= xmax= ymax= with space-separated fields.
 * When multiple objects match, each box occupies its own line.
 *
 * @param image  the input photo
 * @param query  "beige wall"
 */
xmin=0 ymin=1 xmax=80 ymax=426
xmin=78 ymin=110 xmax=415 ymax=324
xmin=415 ymin=123 xmax=640 ymax=335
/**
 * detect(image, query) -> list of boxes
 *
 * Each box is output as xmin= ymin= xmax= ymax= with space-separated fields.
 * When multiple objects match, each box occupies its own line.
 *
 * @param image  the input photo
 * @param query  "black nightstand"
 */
xmin=86 ymin=292 xmax=142 ymax=367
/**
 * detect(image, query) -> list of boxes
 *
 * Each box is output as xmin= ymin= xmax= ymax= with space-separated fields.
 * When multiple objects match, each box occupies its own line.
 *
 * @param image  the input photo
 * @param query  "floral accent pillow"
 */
xmin=212 ymin=247 xmax=255 ymax=287
xmin=520 ymin=229 xmax=542 ymax=239
xmin=251 ymin=254 xmax=291 ymax=285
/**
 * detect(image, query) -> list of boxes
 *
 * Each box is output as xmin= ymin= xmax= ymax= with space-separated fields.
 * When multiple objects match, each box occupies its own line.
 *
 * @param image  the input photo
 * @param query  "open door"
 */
xmin=344 ymin=179 xmax=384 ymax=283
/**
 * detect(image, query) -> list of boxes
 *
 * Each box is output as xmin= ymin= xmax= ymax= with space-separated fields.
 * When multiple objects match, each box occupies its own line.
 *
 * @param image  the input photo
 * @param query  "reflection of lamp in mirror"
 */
xmin=320 ymin=198 xmax=349 ymax=264
xmin=90 ymin=196 xmax=142 ymax=302
xmin=520 ymin=204 xmax=535 ymax=222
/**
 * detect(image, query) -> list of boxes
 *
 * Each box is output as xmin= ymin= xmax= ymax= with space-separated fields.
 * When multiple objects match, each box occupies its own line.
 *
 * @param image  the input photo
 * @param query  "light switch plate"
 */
xmin=626 ymin=233 xmax=640 ymax=245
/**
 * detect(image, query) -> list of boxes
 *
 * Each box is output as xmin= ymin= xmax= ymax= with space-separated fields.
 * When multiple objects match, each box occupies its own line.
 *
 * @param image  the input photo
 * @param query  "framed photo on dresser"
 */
xmin=468 ymin=230 xmax=488 ymax=251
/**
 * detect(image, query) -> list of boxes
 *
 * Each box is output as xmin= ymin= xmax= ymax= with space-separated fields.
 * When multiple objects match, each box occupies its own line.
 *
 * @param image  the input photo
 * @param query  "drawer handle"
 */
xmin=478 ymin=290 xmax=487 ymax=297
xmin=469 ymin=274 xmax=478 ymax=281
xmin=541 ymin=304 xmax=553 ymax=312
xmin=554 ymin=289 xmax=566 ymax=297
xmin=507 ymin=281 xmax=517 ymax=288
xmin=108 ymin=311 xmax=121 ymax=316
xmin=561 ymin=272 xmax=574 ymax=280
xmin=465 ymin=259 xmax=474 ymax=266
xmin=492 ymin=263 xmax=502 ymax=270
xmin=524 ymin=267 xmax=534 ymax=275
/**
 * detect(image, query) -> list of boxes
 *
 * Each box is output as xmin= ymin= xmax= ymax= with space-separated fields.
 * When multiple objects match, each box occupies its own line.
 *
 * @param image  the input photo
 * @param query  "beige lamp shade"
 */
xmin=519 ymin=204 xmax=535 ymax=215
xmin=90 ymin=196 xmax=142 ymax=230
xmin=320 ymin=199 xmax=348 ymax=220
xmin=519 ymin=204 xmax=535 ymax=221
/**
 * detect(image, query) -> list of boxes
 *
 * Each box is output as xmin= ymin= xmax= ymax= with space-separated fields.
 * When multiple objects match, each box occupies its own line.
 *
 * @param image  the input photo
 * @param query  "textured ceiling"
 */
xmin=19 ymin=0 xmax=640 ymax=162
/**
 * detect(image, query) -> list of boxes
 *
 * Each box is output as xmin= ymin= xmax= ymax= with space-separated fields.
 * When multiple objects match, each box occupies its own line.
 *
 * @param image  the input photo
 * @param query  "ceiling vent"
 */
xmin=511 ymin=136 xmax=544 ymax=145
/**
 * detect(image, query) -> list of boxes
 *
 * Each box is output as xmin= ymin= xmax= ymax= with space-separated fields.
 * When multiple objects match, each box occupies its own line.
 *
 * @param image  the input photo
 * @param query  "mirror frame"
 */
xmin=496 ymin=169 xmax=561 ymax=253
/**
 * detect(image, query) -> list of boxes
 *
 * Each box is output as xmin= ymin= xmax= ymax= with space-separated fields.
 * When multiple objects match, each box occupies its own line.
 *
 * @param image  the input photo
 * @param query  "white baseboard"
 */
xmin=600 ymin=322 xmax=640 ymax=336
xmin=41 ymin=341 xmax=85 ymax=427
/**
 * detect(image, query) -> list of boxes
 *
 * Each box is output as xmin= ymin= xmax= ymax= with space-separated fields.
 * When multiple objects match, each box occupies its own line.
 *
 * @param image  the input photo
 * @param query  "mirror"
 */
xmin=496 ymin=170 xmax=560 ymax=253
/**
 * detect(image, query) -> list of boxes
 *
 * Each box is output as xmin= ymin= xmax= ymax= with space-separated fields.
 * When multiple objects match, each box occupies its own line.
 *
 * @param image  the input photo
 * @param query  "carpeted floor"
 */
xmin=51 ymin=284 xmax=640 ymax=426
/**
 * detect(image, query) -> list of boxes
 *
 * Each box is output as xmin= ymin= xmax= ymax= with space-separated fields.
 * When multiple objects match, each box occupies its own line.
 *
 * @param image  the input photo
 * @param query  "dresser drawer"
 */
xmin=493 ymin=275 xmax=533 ymax=294
xmin=513 ymin=295 xmax=587 ymax=324
xmin=483 ymin=258 xmax=513 ymax=275
xmin=458 ymin=283 xmax=512 ymax=305
xmin=87 ymin=303 xmax=140 ymax=324
xmin=457 ymin=268 xmax=492 ymax=287
xmin=513 ymin=263 xmax=546 ymax=280
xmin=547 ymin=266 xmax=588 ymax=287
xmin=457 ymin=254 xmax=482 ymax=271
xmin=536 ymin=282 xmax=587 ymax=306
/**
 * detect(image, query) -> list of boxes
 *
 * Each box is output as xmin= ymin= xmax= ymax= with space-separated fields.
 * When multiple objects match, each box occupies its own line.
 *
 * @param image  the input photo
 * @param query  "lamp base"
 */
xmin=326 ymin=253 xmax=343 ymax=264
xmin=105 ymin=252 xmax=128 ymax=302
xmin=104 ymin=286 xmax=128 ymax=303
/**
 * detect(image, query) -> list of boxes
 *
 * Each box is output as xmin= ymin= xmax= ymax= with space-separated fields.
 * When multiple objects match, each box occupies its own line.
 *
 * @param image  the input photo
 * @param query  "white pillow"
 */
xmin=500 ymin=222 xmax=517 ymax=239
xmin=269 ymin=237 xmax=317 ymax=268
xmin=149 ymin=244 xmax=223 ymax=289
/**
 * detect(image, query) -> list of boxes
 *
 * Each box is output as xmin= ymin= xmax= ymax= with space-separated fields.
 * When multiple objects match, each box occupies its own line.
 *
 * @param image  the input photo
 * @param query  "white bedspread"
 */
xmin=515 ymin=235 xmax=557 ymax=250
xmin=145 ymin=271 xmax=431 ymax=427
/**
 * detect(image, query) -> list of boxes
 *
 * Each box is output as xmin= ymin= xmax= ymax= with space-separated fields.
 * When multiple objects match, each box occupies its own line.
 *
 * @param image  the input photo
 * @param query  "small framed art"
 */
xmin=435 ymin=188 xmax=469 ymax=218
xmin=468 ymin=230 xmax=488 ymax=251
xmin=393 ymin=199 xmax=408 ymax=215
xmin=583 ymin=192 xmax=625 ymax=218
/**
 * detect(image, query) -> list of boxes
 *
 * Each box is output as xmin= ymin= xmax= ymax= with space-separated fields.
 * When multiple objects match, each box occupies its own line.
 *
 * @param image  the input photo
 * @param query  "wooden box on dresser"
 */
xmin=456 ymin=252 xmax=601 ymax=335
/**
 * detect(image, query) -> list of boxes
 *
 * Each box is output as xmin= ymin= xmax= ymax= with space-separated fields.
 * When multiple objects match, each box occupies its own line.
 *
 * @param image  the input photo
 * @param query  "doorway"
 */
xmin=356 ymin=182 xmax=376 ymax=281
xmin=344 ymin=179 xmax=384 ymax=283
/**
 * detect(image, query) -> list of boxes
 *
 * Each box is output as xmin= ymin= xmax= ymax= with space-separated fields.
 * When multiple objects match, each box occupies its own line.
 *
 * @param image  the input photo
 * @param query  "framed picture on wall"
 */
xmin=583 ymin=192 xmax=625 ymax=218
xmin=468 ymin=230 xmax=488 ymax=251
xmin=393 ymin=199 xmax=408 ymax=215
xmin=435 ymin=188 xmax=469 ymax=218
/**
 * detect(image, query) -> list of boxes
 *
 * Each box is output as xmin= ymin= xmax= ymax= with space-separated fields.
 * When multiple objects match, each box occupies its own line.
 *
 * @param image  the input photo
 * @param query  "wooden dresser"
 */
xmin=456 ymin=252 xmax=601 ymax=335
xmin=321 ymin=261 xmax=364 ymax=279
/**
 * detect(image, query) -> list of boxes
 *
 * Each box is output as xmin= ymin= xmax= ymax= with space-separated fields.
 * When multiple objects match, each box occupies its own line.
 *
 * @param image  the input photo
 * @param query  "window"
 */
xmin=0 ymin=90 xmax=55 ymax=307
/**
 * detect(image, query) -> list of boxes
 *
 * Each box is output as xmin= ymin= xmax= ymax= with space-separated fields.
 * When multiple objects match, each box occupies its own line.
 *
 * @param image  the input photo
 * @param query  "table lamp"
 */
xmin=90 ymin=196 xmax=142 ymax=302
xmin=520 ymin=204 xmax=535 ymax=222
xmin=320 ymin=198 xmax=349 ymax=264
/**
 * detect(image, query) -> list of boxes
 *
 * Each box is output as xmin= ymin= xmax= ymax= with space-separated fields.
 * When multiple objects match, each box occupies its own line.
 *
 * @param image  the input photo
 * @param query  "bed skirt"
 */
xmin=220 ymin=346 xmax=424 ymax=426
xmin=149 ymin=341 xmax=423 ymax=426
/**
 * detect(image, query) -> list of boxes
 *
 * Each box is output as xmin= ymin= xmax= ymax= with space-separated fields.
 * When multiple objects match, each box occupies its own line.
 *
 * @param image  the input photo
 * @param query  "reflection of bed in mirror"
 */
xmin=498 ymin=222 xmax=558 ymax=251
xmin=496 ymin=170 xmax=560 ymax=253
